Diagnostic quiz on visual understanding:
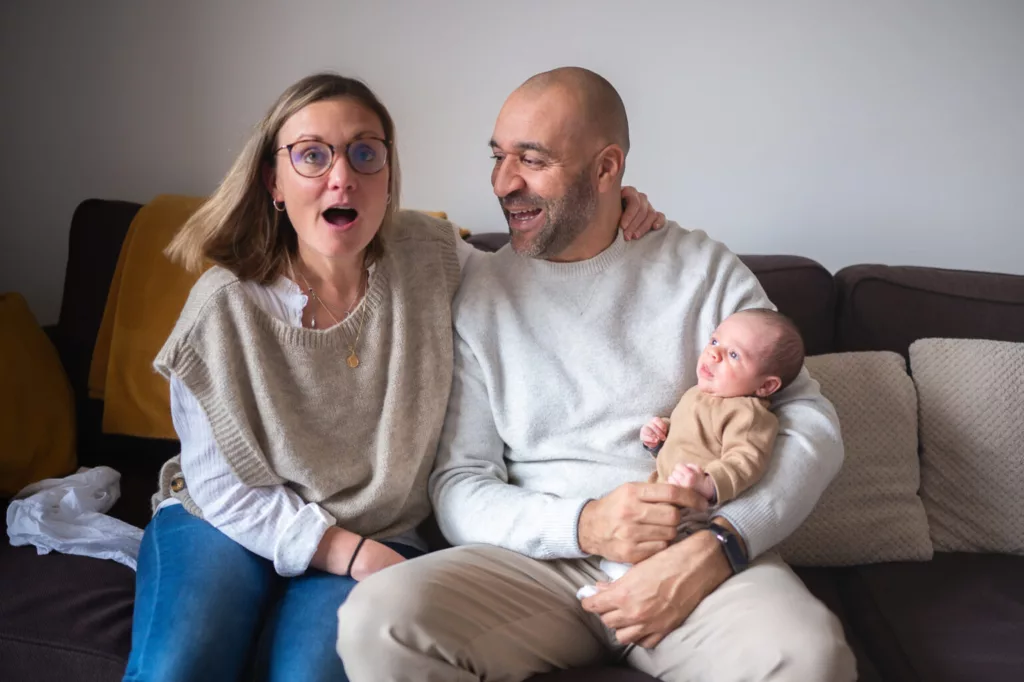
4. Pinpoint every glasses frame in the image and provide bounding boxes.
[274,137,391,178]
